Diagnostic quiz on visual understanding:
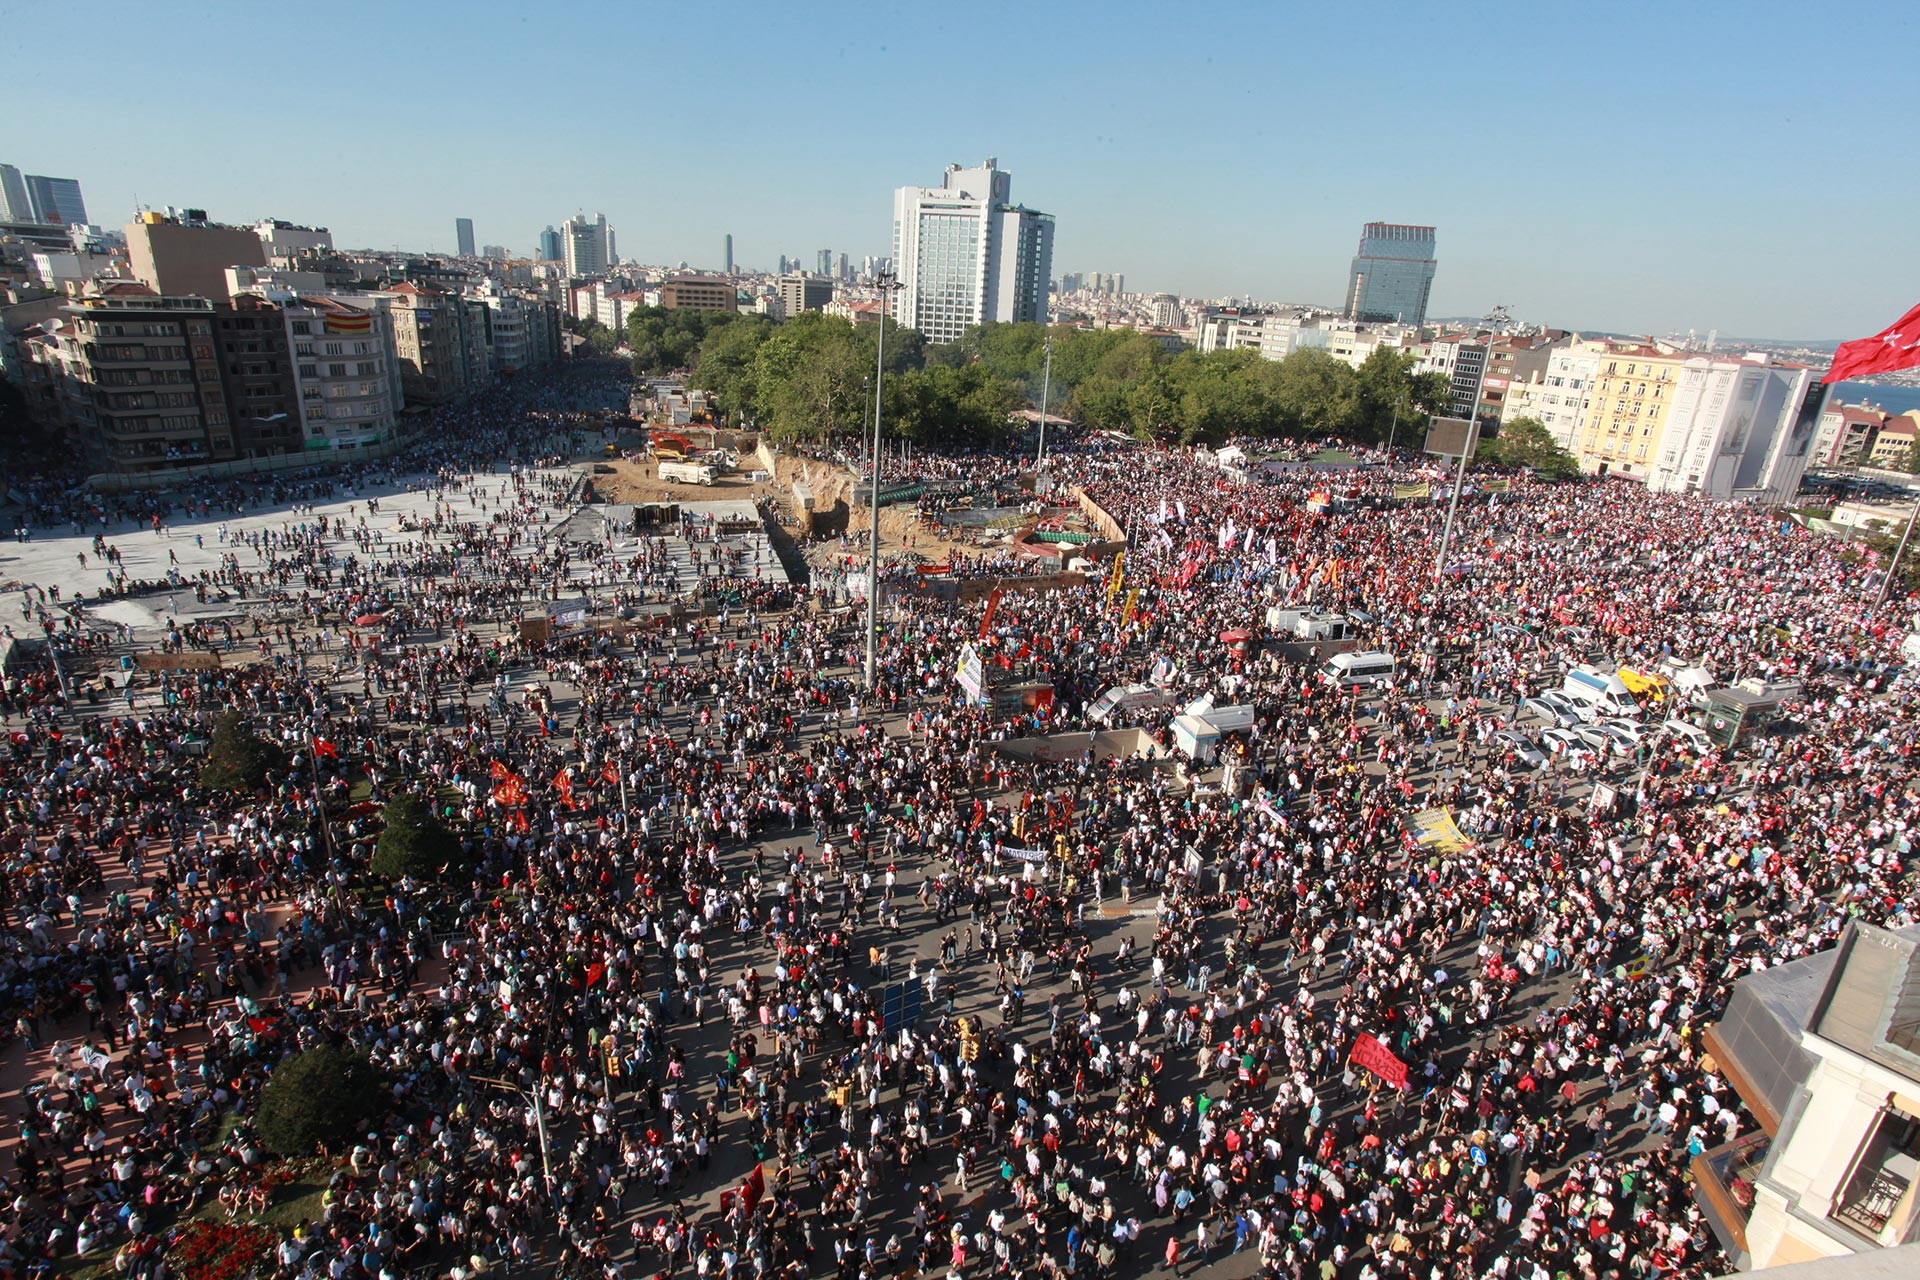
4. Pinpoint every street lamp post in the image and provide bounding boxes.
[471,1073,554,1199]
[1873,500,1918,613]
[865,272,902,692]
[1035,335,1054,471]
